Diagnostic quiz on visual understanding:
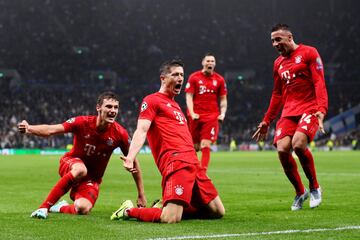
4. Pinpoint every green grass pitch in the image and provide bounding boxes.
[1,151,359,239]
